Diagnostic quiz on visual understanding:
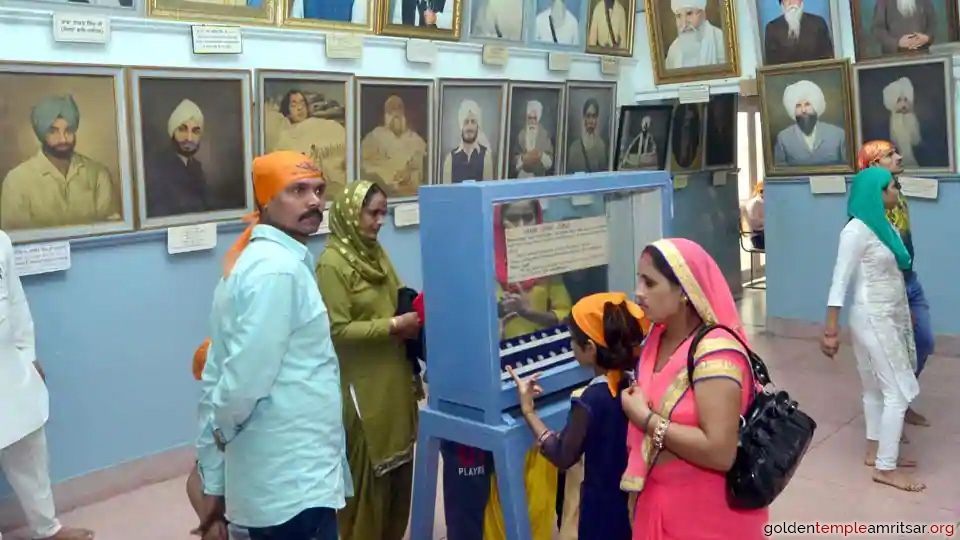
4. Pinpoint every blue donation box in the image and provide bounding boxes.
[412,171,673,540]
